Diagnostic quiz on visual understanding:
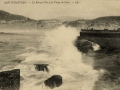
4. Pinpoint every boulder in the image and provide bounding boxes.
[0,69,20,90]
[75,39,93,53]
[34,64,49,72]
[44,75,62,89]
